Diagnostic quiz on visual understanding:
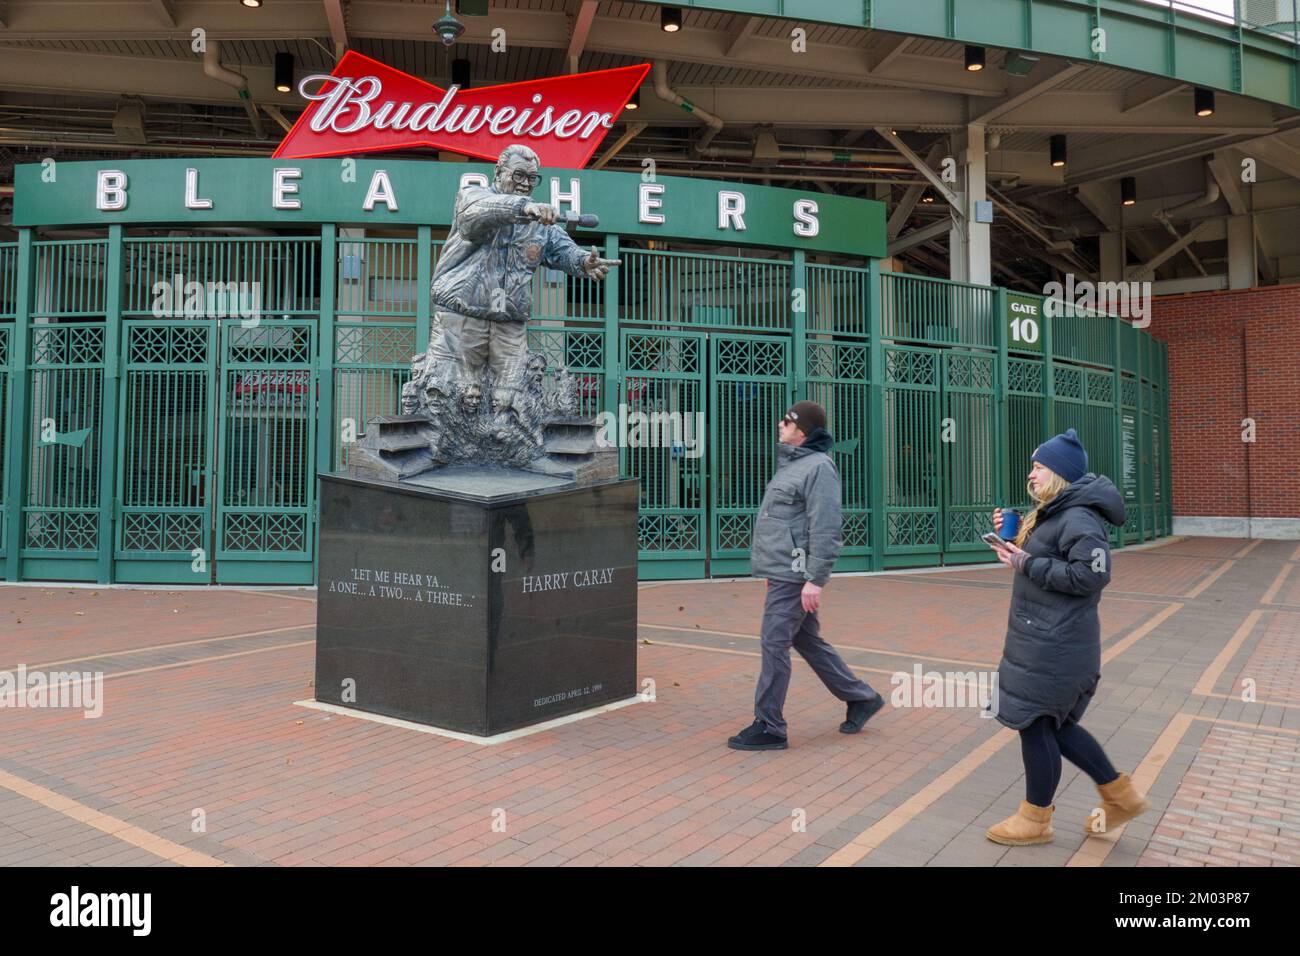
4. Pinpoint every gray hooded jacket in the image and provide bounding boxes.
[431,184,590,322]
[749,428,842,587]
[993,473,1127,730]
